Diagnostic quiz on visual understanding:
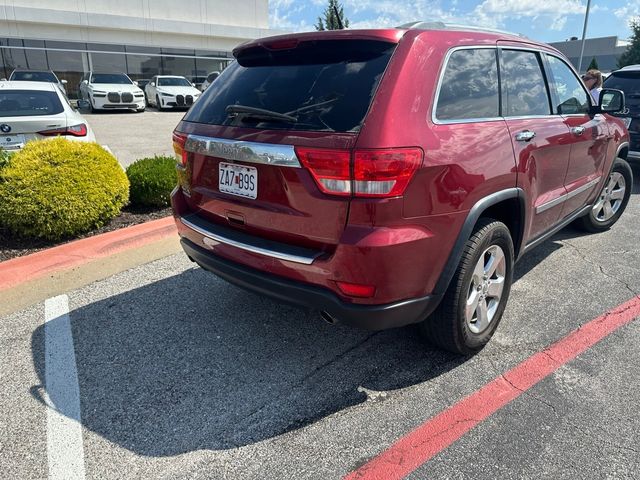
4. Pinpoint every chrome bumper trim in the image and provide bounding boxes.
[184,134,301,167]
[180,216,318,265]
